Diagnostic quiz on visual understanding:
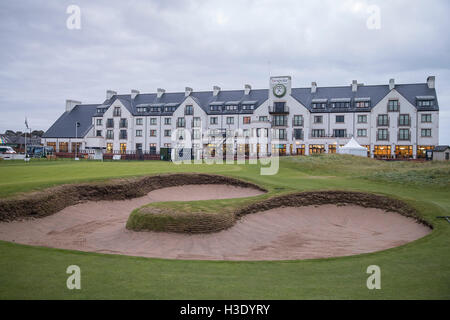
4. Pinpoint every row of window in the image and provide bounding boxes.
[96,114,433,128]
